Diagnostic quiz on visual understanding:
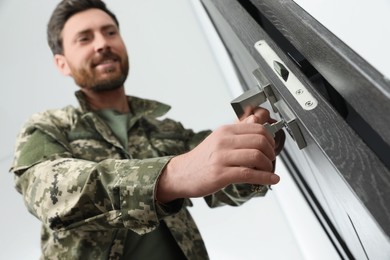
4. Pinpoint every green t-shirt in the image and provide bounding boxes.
[96,109,130,149]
